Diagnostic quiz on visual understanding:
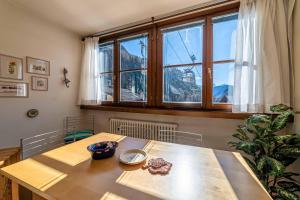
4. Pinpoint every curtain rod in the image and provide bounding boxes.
[82,0,239,41]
